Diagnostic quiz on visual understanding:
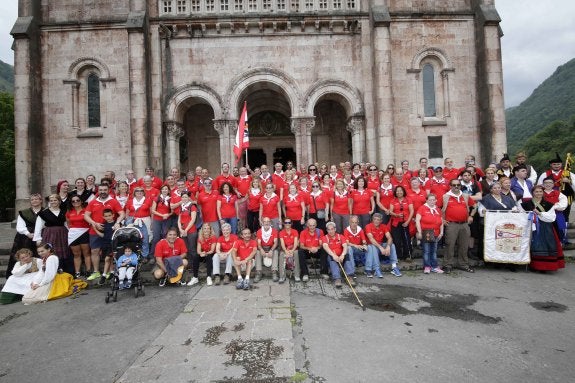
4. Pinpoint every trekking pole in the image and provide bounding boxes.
[337,260,366,311]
